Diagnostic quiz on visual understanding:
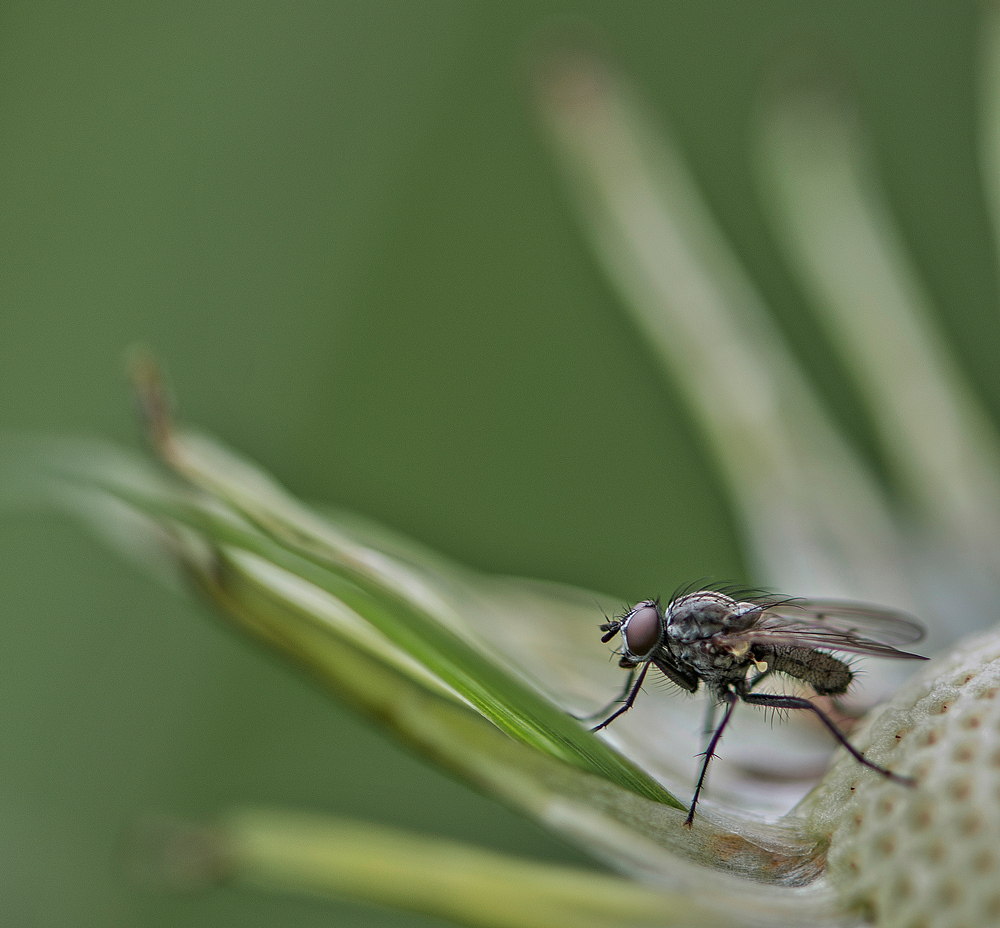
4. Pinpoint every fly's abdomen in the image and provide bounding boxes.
[769,648,853,696]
